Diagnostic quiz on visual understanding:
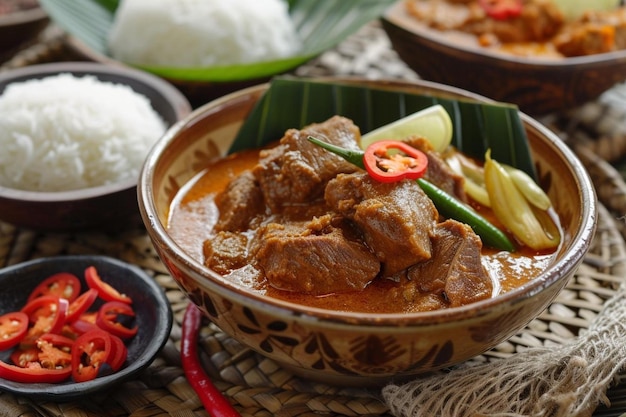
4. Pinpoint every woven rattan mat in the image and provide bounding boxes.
[2,21,626,417]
